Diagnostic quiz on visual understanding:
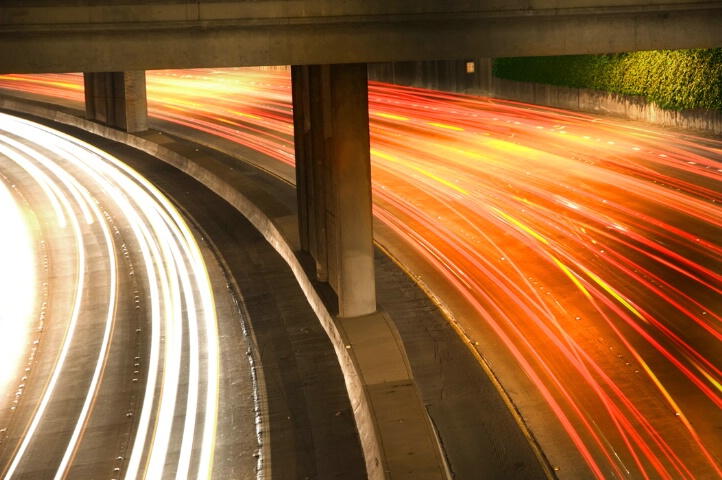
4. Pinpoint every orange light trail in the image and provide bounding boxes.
[2,69,721,478]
